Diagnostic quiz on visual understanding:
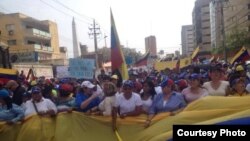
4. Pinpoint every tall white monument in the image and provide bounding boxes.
[72,17,80,58]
